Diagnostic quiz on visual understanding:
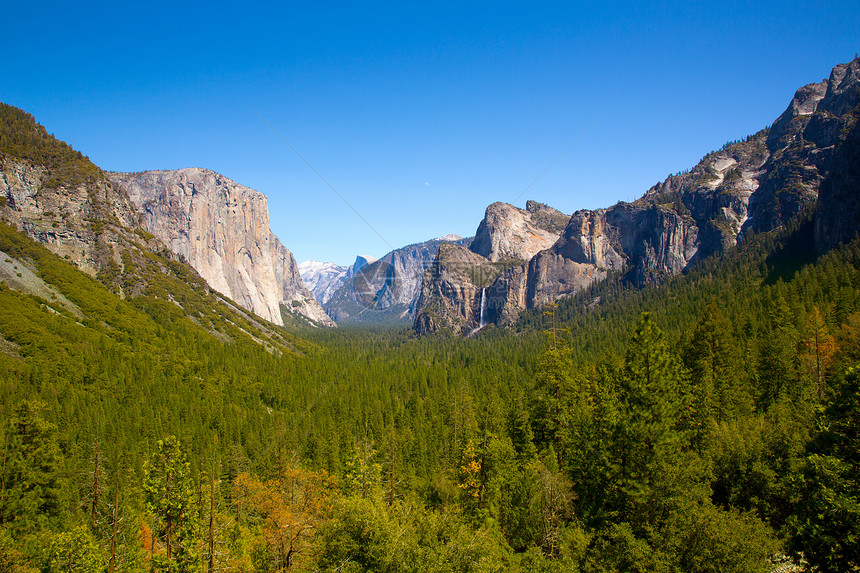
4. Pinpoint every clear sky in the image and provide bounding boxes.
[2,1,857,265]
